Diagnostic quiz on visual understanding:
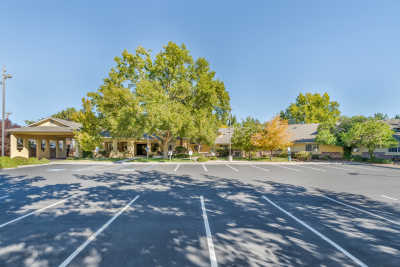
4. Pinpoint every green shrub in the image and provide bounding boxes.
[351,155,367,162]
[197,156,209,162]
[209,156,218,160]
[367,158,393,164]
[319,154,330,160]
[175,153,187,158]
[295,151,312,161]
[0,157,18,168]
[175,146,187,154]
[278,152,288,158]
[311,154,320,160]
[13,156,29,165]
